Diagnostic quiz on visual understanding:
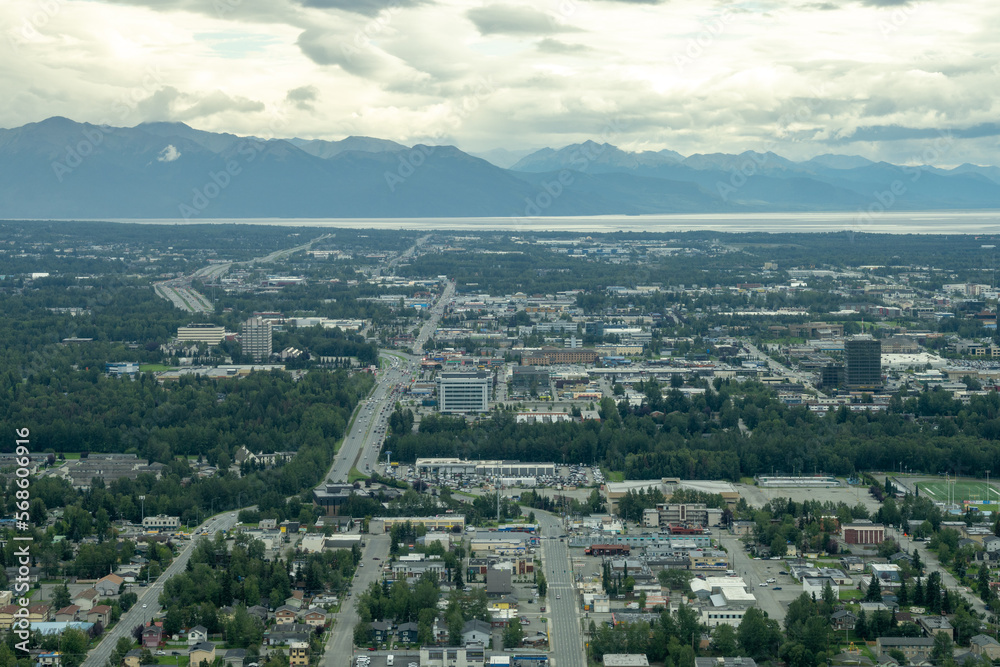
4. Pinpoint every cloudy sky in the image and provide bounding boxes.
[4,0,1000,165]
